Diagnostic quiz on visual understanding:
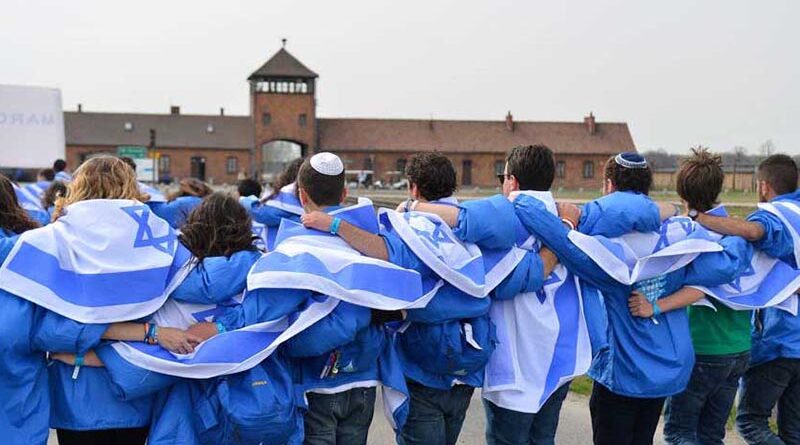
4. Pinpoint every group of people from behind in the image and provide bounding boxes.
[0,145,799,445]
